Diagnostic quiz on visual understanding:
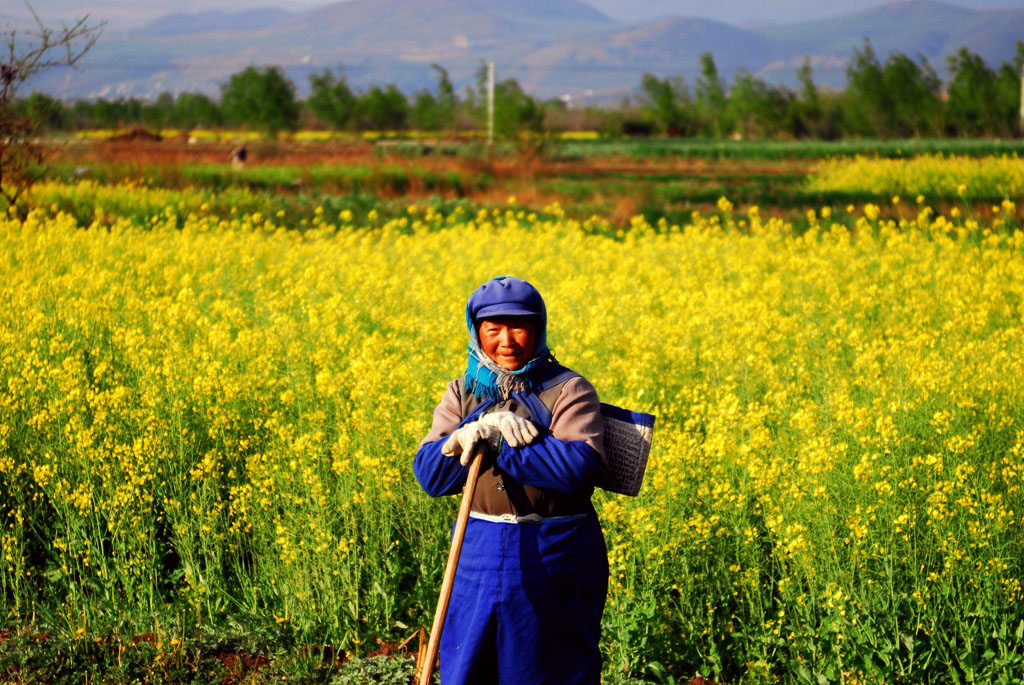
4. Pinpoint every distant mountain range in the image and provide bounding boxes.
[139,9,295,36]
[583,0,1022,24]
[22,0,1024,103]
